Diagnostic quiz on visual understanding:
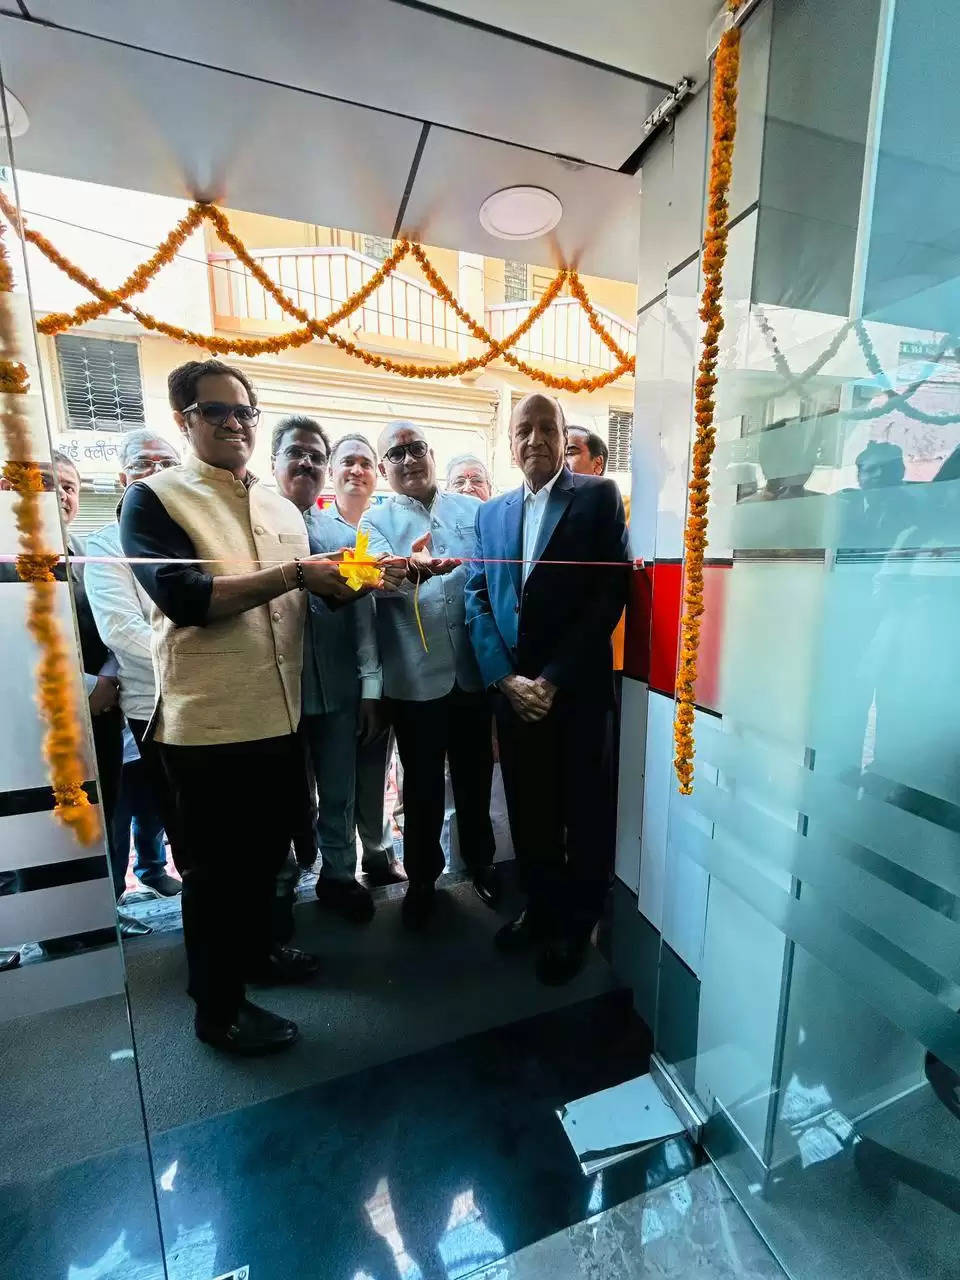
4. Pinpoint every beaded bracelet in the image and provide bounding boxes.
[294,557,306,591]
